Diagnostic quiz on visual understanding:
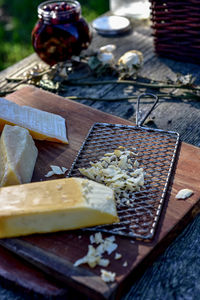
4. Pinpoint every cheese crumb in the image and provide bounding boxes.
[114,253,122,260]
[99,259,110,267]
[74,245,101,268]
[44,171,55,178]
[45,165,68,177]
[123,261,128,267]
[103,238,118,255]
[90,232,104,244]
[175,188,193,200]
[100,269,116,282]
